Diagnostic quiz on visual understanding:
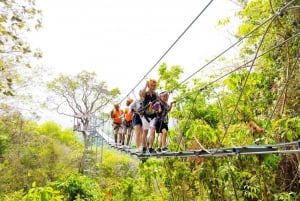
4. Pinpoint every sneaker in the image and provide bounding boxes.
[148,147,156,154]
[157,148,162,153]
[162,147,169,153]
[142,147,147,154]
